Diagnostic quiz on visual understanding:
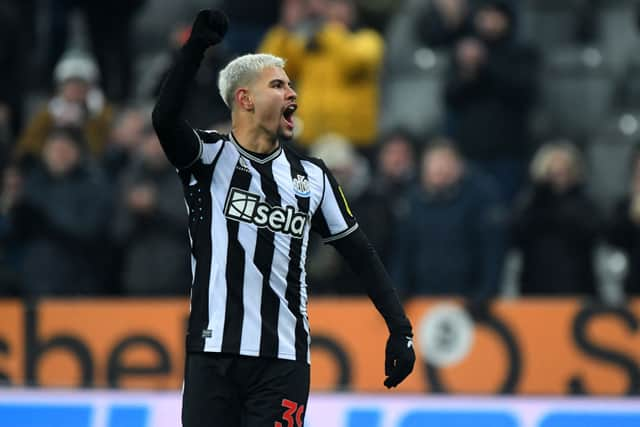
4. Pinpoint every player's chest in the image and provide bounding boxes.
[211,156,321,236]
